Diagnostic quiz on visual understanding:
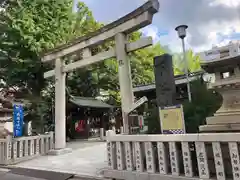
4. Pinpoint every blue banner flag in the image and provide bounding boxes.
[13,104,24,137]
